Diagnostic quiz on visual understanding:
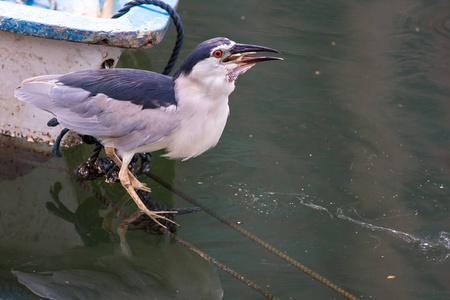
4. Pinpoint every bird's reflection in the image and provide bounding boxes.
[12,239,223,300]
[16,176,217,299]
[46,180,200,247]
[46,182,110,247]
